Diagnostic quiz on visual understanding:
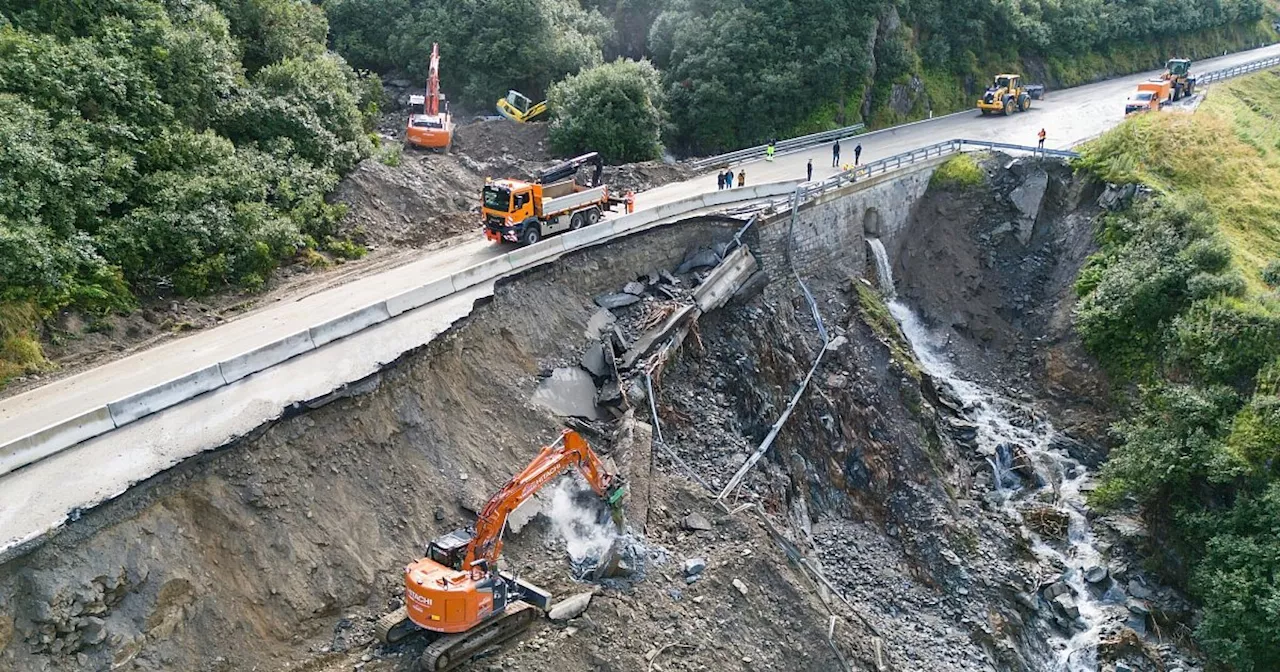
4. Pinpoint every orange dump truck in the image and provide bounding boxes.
[1125,79,1171,115]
